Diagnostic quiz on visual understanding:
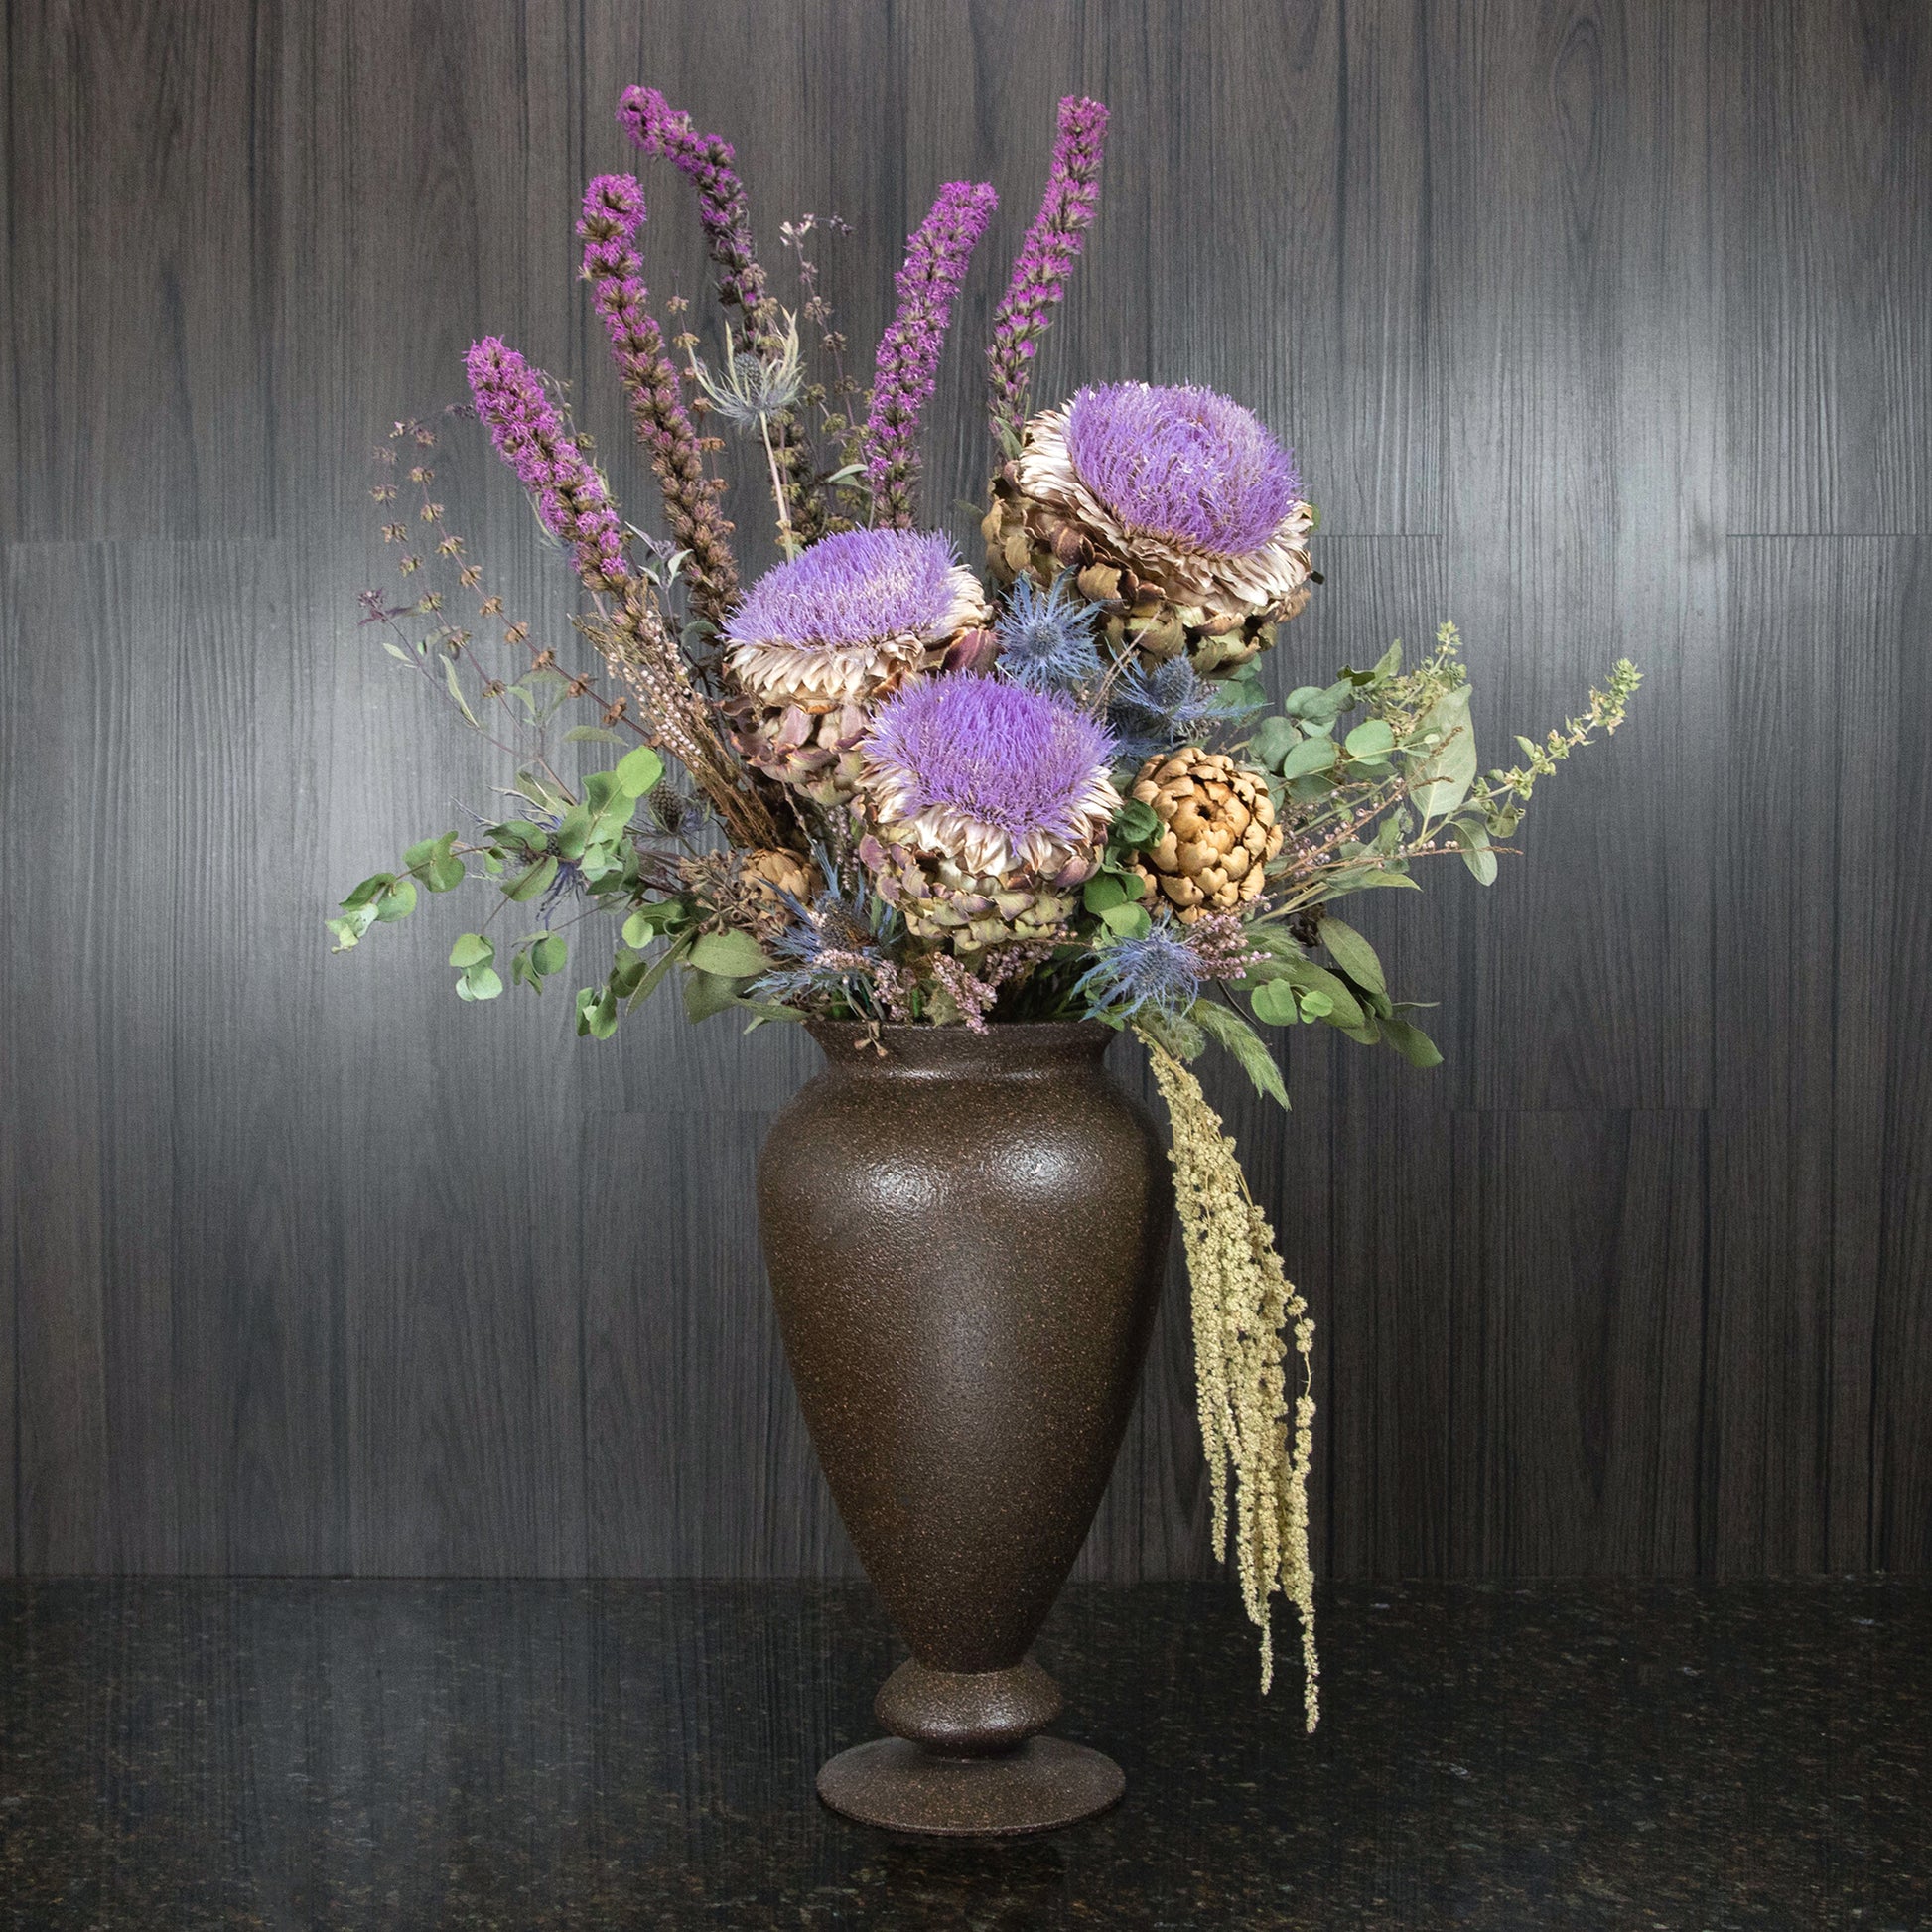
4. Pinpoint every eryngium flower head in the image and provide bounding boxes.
[722,529,993,805]
[1106,654,1260,761]
[994,570,1103,696]
[1063,382,1301,558]
[860,673,1119,883]
[1074,923,1203,1021]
